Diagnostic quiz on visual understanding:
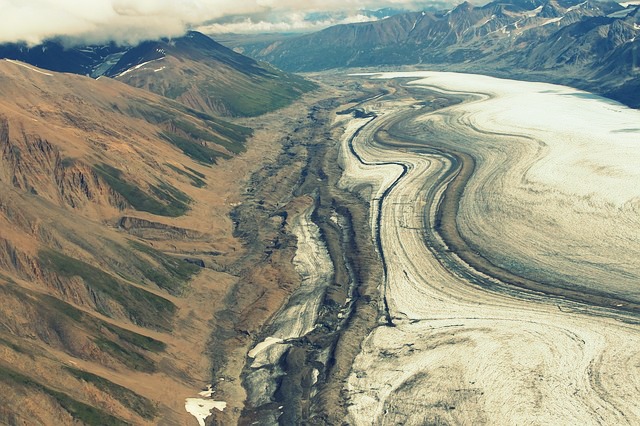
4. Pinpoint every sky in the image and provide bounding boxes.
[0,0,456,46]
